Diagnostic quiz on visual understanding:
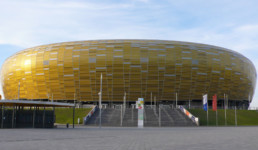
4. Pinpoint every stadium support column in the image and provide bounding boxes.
[53,106,55,124]
[1,104,4,128]
[14,105,17,128]
[43,106,46,128]
[12,105,15,128]
[33,106,36,128]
